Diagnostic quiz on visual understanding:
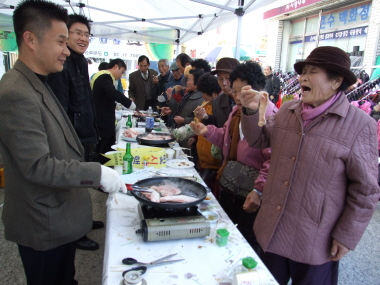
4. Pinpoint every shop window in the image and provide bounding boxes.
[290,20,304,36]
[305,17,319,34]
